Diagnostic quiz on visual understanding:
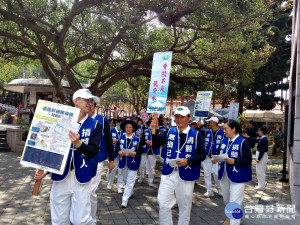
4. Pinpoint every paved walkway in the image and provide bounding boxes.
[0,150,298,225]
